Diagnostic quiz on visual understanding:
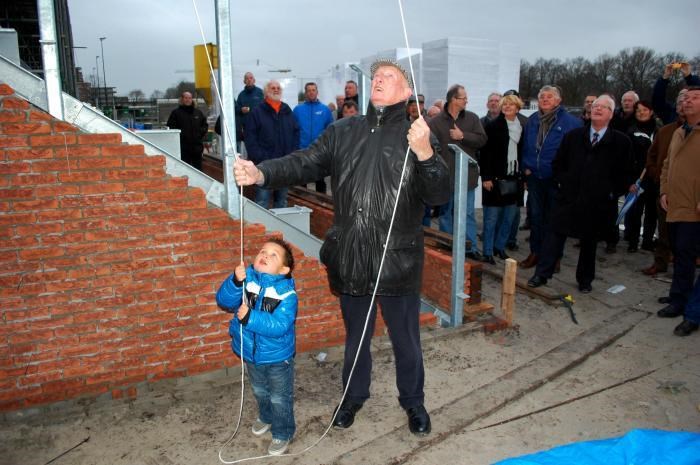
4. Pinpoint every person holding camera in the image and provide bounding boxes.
[652,62,700,124]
